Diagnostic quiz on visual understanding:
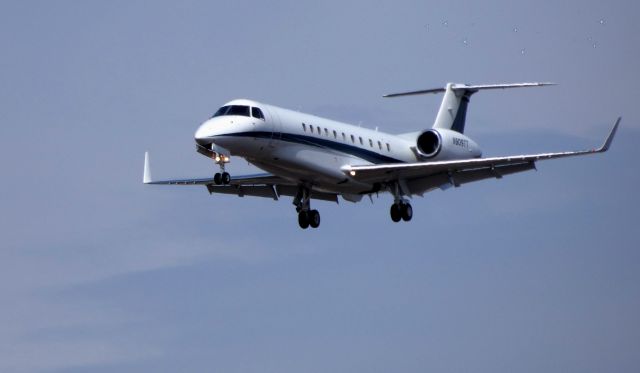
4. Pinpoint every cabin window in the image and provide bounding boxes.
[251,107,265,120]
[310,125,314,133]
[302,123,306,132]
[317,126,321,135]
[386,143,391,151]
[378,141,382,150]
[324,128,329,136]
[350,134,355,143]
[333,130,337,139]
[342,132,346,141]
[369,139,373,147]
[359,137,363,145]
